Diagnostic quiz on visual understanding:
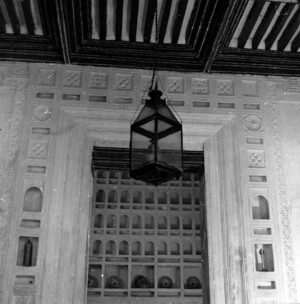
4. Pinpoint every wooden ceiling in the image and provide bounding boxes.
[0,0,299,76]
